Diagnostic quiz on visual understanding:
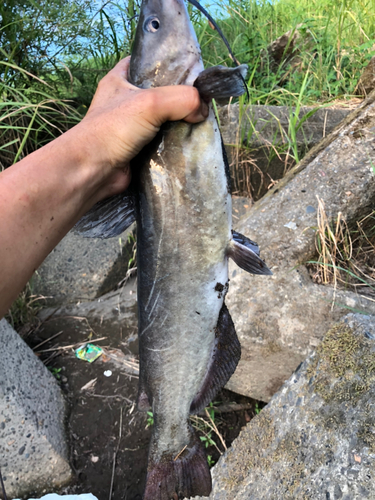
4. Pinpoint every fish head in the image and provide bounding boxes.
[129,0,204,88]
